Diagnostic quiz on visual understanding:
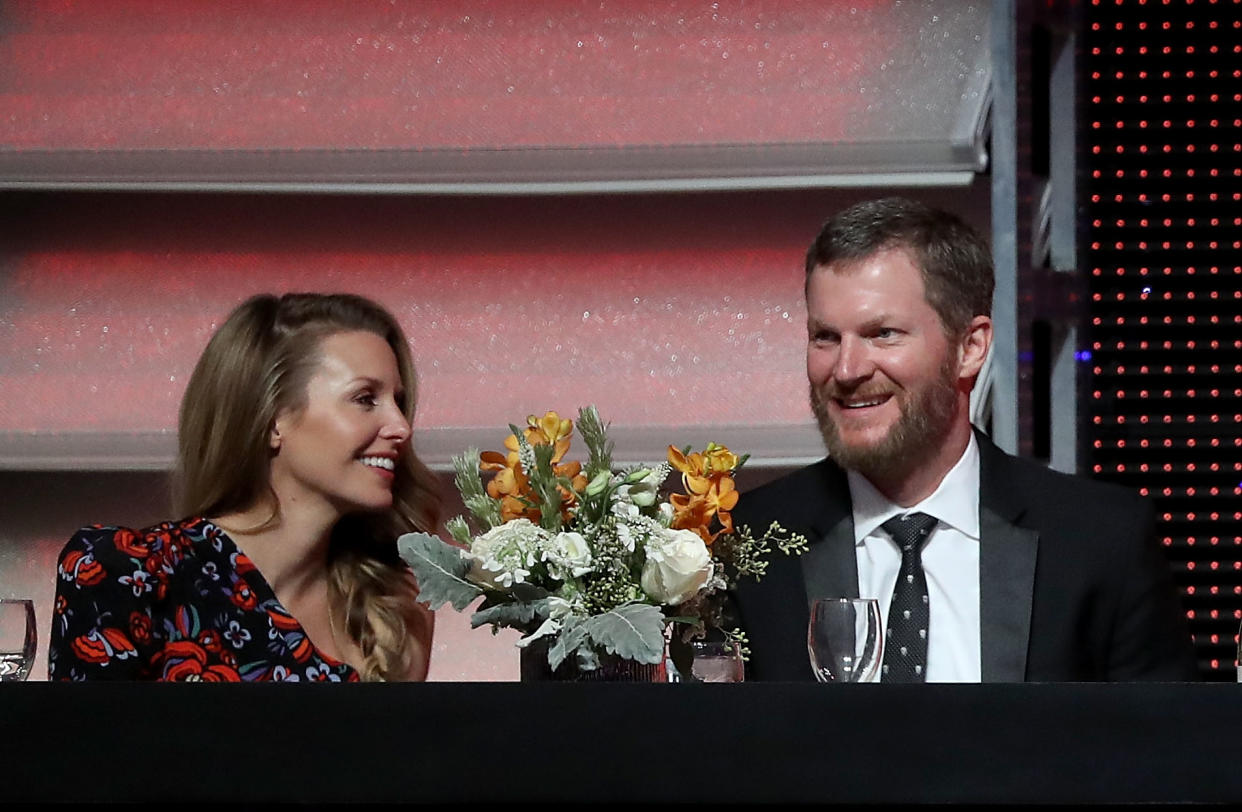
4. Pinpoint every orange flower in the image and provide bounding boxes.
[480,411,587,522]
[500,494,541,523]
[667,444,741,544]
